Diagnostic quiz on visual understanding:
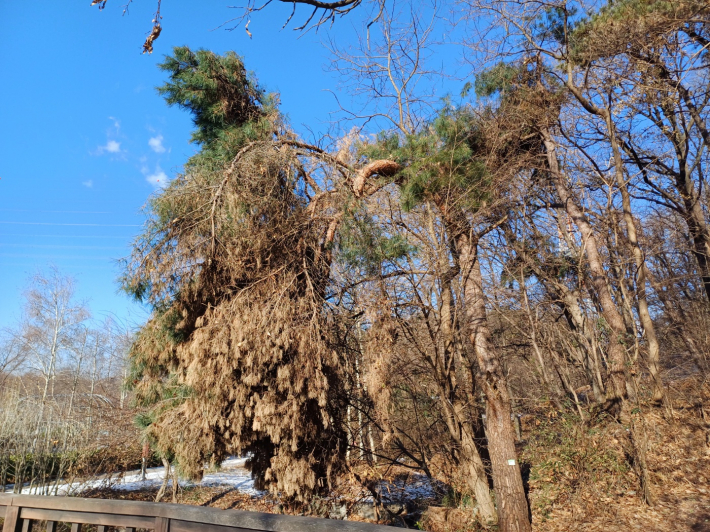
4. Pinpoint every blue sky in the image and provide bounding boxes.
[0,1,457,332]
